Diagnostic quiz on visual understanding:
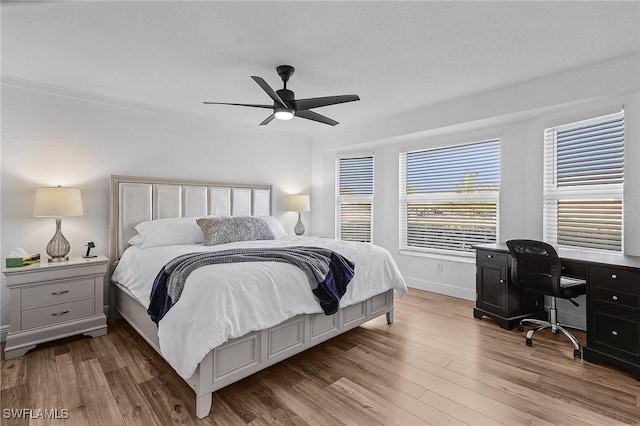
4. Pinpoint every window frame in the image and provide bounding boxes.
[335,153,374,243]
[399,139,501,258]
[543,110,624,253]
